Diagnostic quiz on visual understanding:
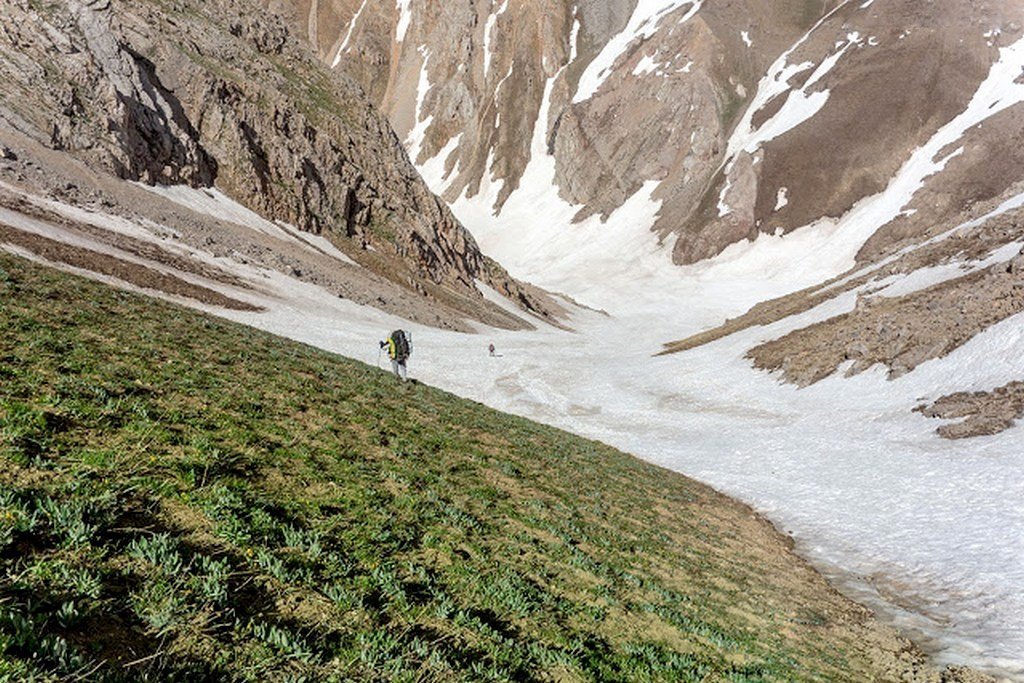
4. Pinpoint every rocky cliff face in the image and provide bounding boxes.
[297,0,1024,266]
[0,0,560,329]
